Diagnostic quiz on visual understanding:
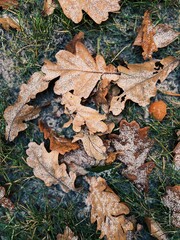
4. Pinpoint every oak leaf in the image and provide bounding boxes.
[57,0,120,24]
[57,226,78,240]
[41,41,118,99]
[86,177,134,240]
[39,120,79,155]
[0,0,18,9]
[62,92,108,133]
[0,186,14,210]
[0,17,20,31]
[43,0,57,16]
[4,72,49,141]
[133,11,179,59]
[110,120,154,191]
[162,185,180,228]
[26,142,76,192]
[145,217,167,240]
[73,132,107,161]
[61,147,100,171]
[173,130,180,170]
[110,56,179,115]
[65,31,84,54]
